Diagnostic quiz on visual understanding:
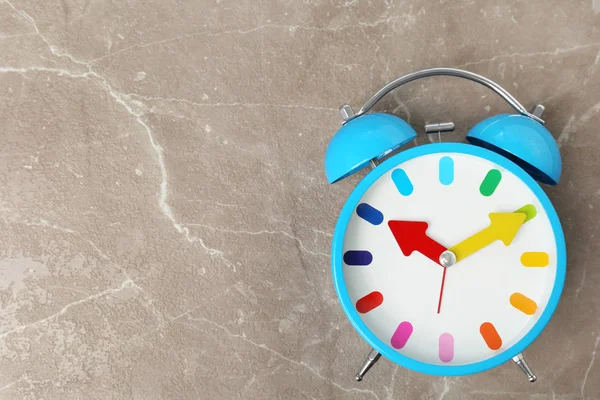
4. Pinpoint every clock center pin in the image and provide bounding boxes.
[439,250,457,268]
